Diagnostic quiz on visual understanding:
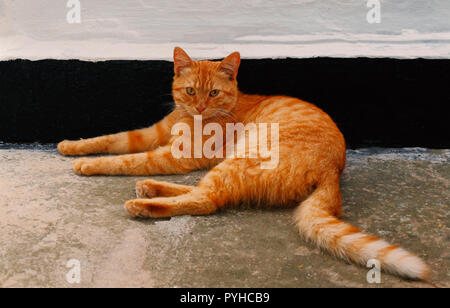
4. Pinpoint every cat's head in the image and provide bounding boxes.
[172,47,240,120]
